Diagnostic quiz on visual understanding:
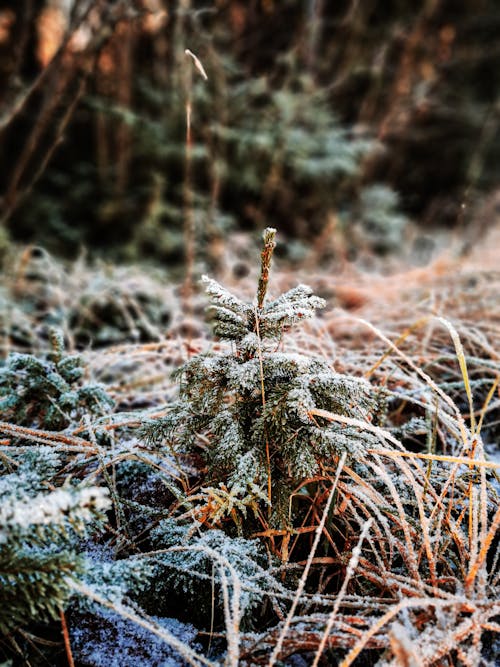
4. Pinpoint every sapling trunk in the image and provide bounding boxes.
[256,227,277,310]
